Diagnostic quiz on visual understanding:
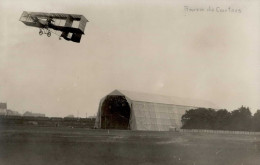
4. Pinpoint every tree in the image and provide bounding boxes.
[229,106,252,131]
[181,108,216,129]
[252,110,260,131]
[181,106,254,131]
[214,109,231,130]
